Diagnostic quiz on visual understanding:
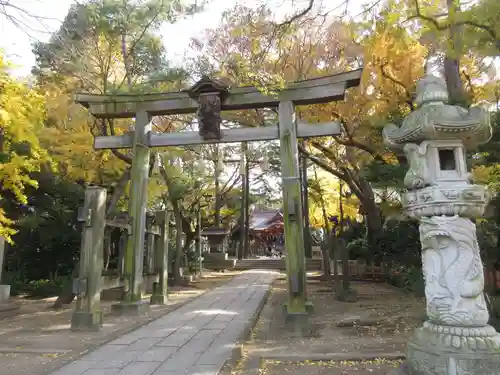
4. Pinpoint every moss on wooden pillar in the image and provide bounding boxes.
[278,101,309,314]
[151,210,169,305]
[71,187,106,331]
[123,110,151,303]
